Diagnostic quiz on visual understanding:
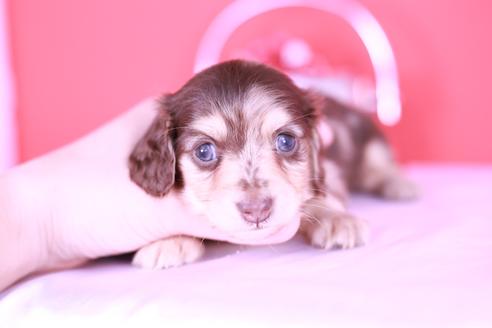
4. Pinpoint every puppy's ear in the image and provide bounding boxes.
[304,90,333,198]
[129,101,175,197]
[308,125,326,198]
[303,89,335,147]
